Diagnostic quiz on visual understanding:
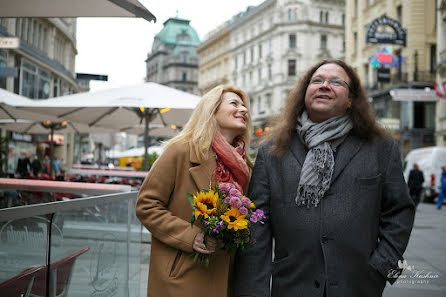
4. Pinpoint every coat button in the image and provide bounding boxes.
[314,280,320,288]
